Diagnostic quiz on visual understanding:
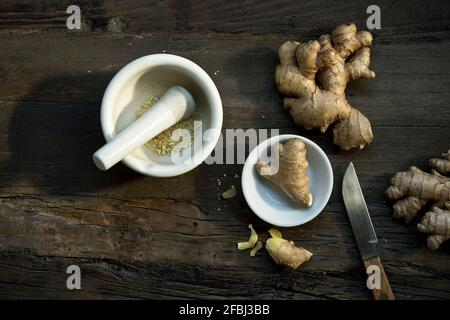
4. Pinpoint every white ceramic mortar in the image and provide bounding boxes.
[99,54,223,177]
